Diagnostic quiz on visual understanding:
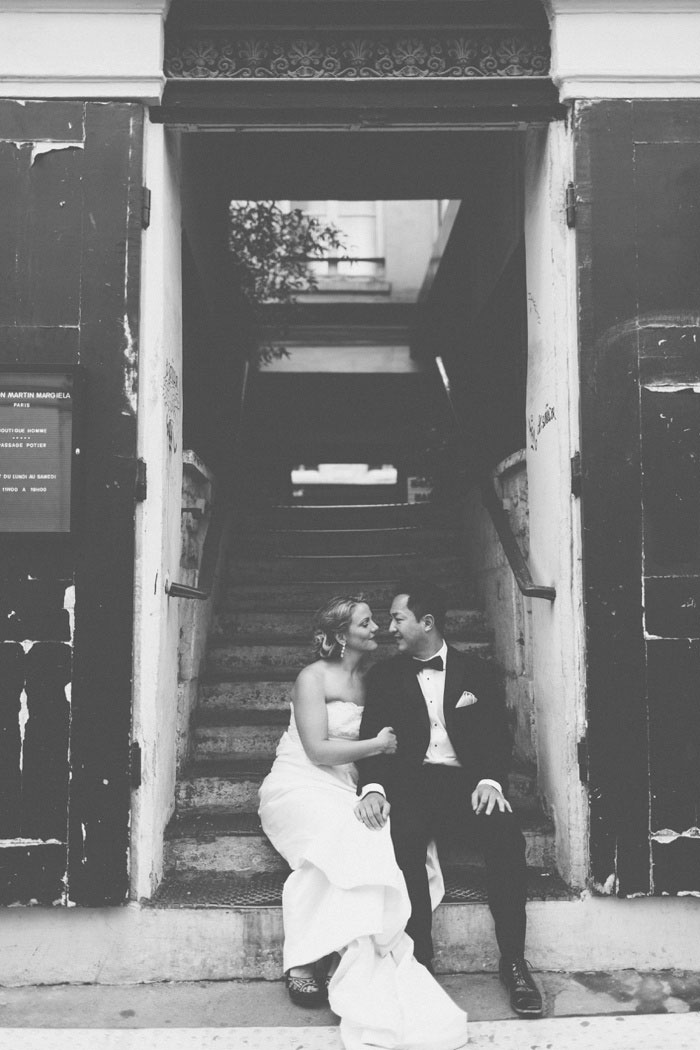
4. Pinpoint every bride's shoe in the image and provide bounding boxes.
[285,965,327,1007]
